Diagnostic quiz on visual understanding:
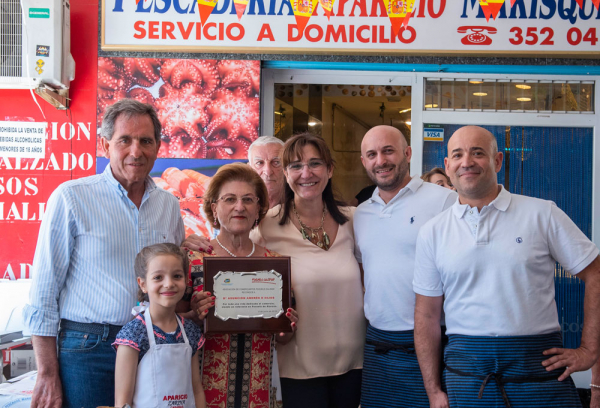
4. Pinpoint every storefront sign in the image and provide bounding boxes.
[102,0,600,56]
[0,122,47,159]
